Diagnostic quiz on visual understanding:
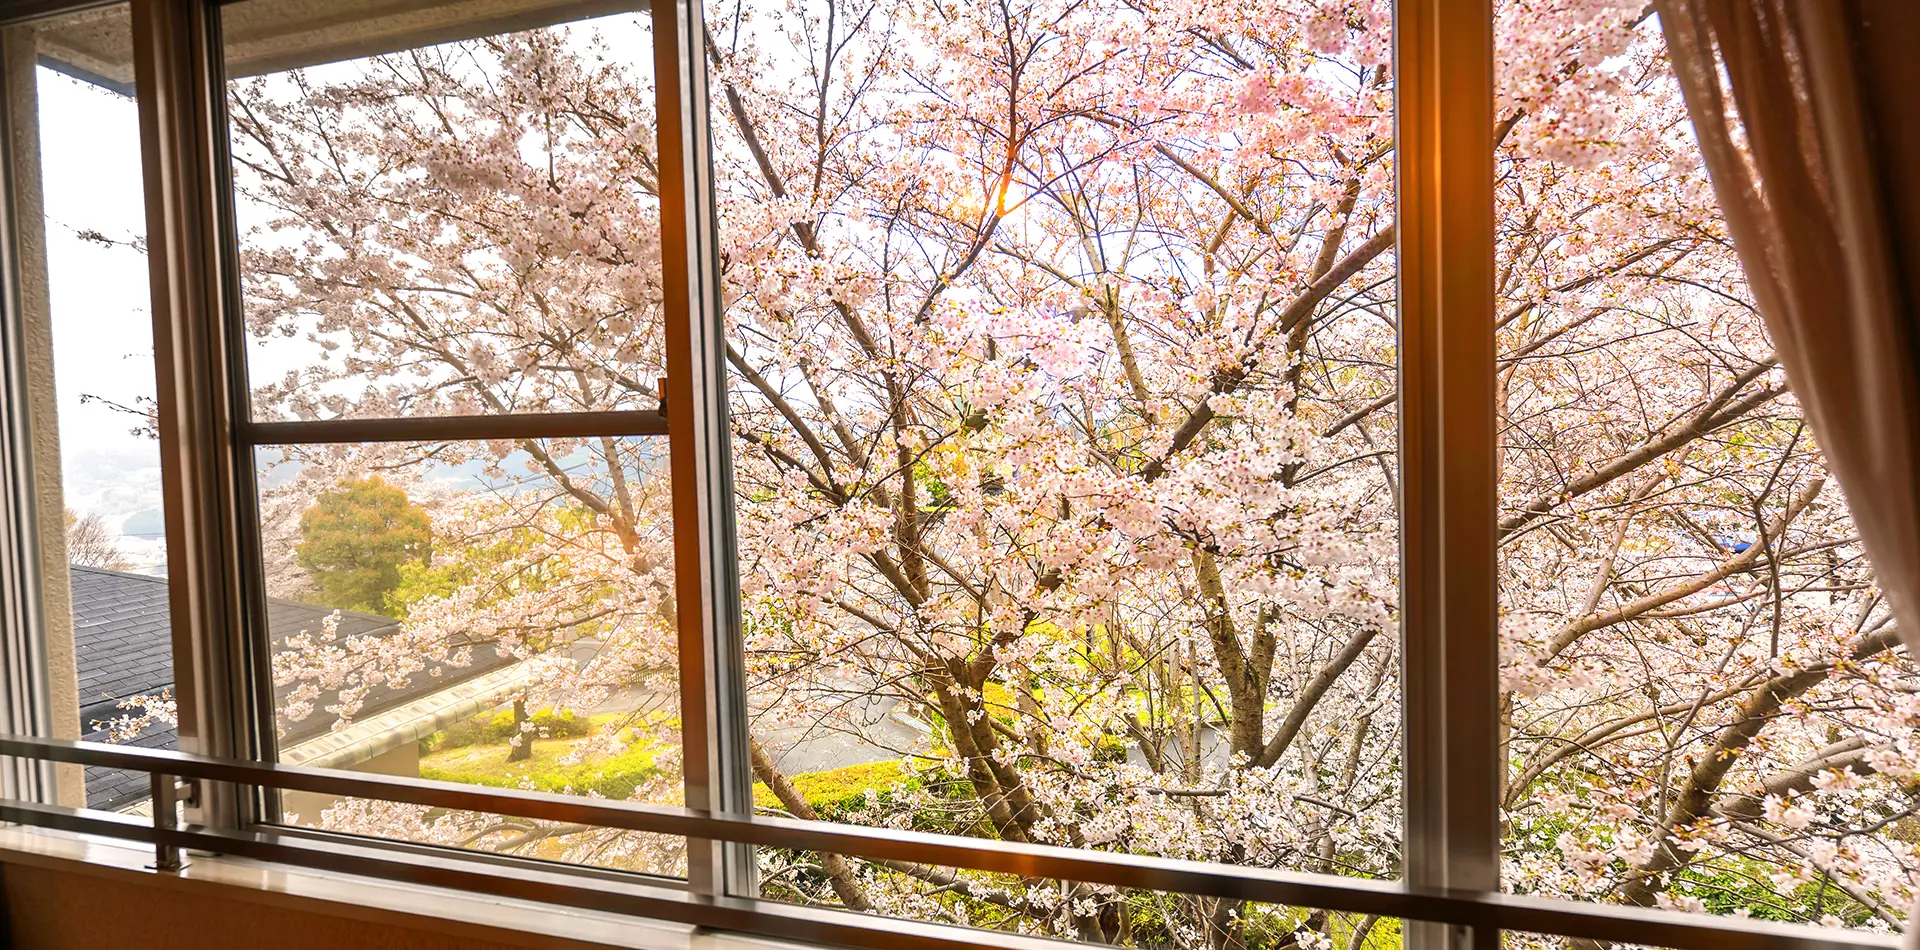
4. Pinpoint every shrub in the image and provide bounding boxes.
[423,706,593,753]
[420,734,662,800]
